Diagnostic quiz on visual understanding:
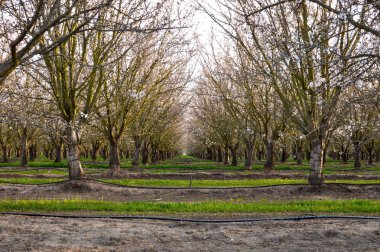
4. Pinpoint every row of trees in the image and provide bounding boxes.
[0,0,191,179]
[188,0,380,185]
